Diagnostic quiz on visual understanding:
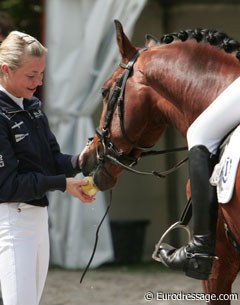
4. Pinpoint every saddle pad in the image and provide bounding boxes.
[210,125,240,204]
